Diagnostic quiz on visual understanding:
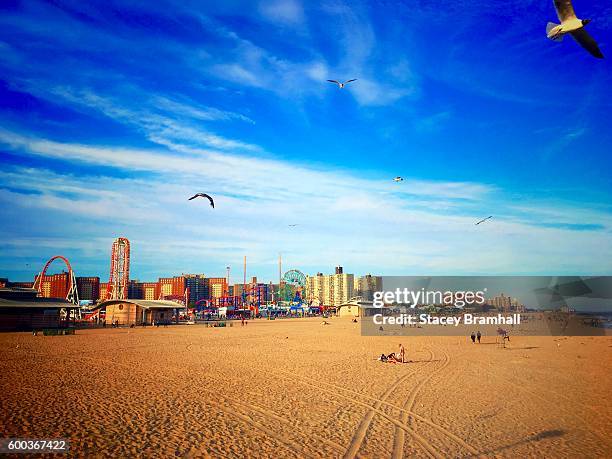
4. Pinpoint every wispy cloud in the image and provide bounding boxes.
[1,128,610,278]
[258,0,305,25]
